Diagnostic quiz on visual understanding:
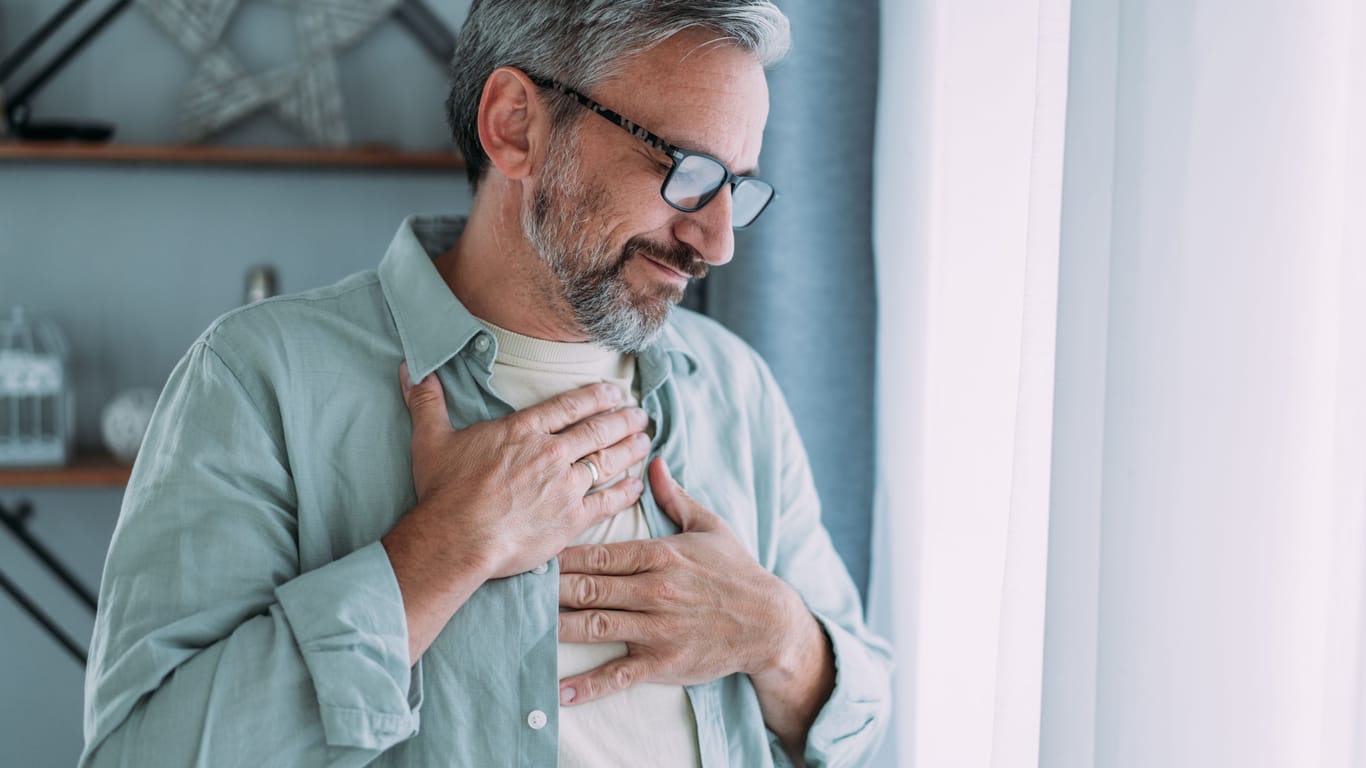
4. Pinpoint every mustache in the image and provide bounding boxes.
[623,237,708,280]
